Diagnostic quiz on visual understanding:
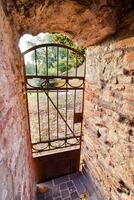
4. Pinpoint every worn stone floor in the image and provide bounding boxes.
[36,172,99,200]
